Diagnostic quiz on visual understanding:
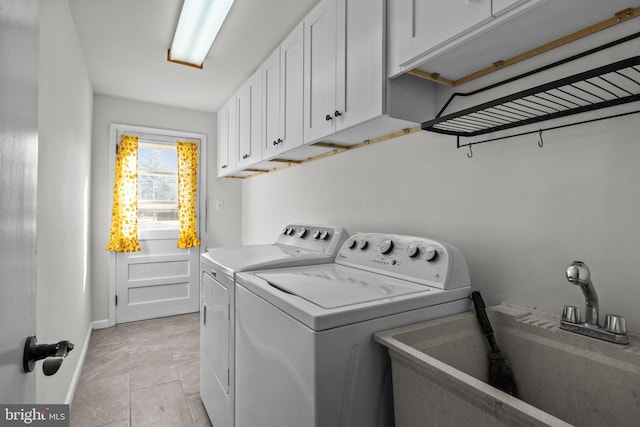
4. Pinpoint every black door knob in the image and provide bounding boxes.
[325,114,333,121]
[334,110,342,117]
[23,336,74,376]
